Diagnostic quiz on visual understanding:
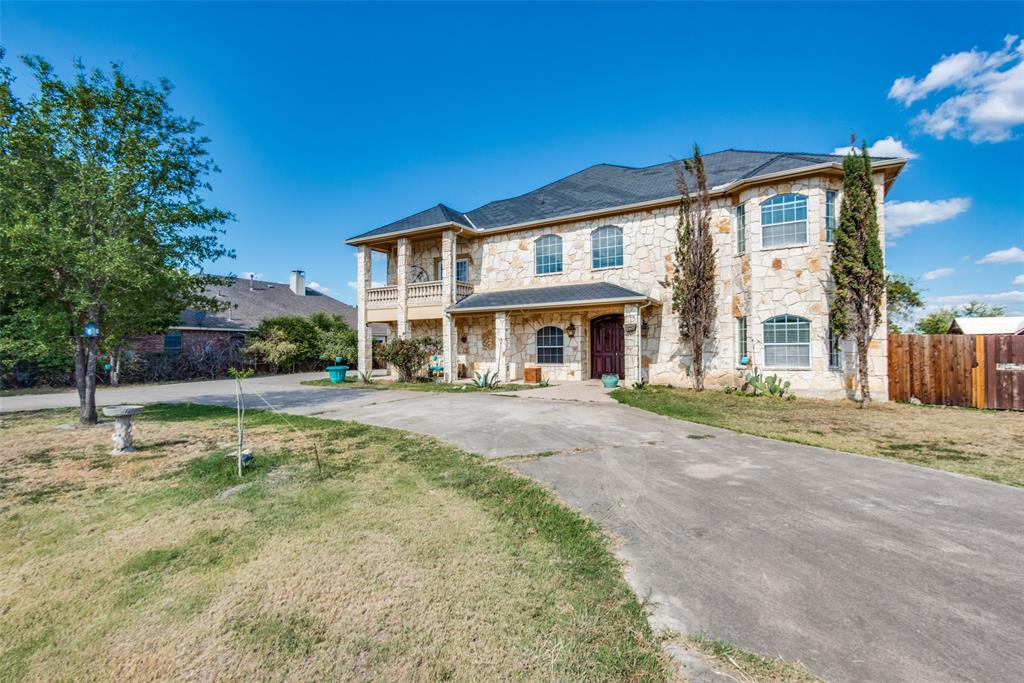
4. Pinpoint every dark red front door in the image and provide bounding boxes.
[591,315,625,379]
